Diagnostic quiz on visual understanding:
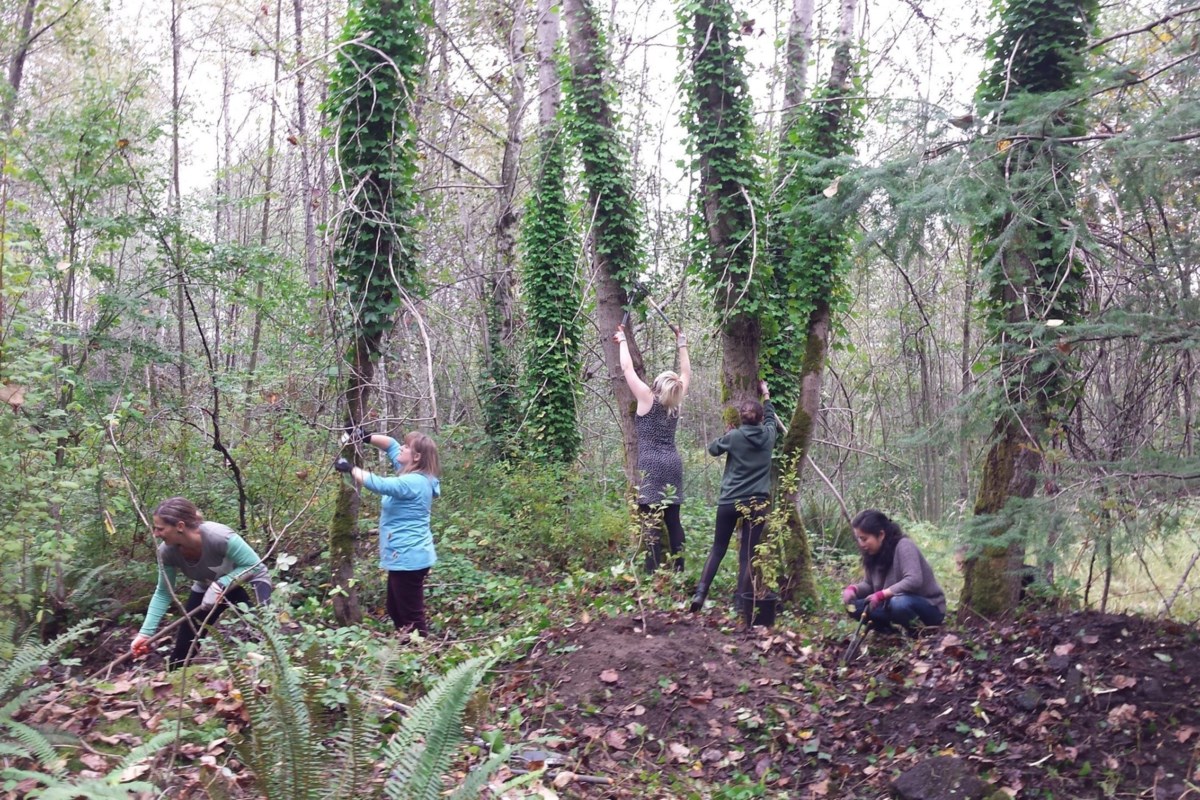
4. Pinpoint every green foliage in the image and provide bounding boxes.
[761,70,867,416]
[520,125,583,463]
[677,0,766,326]
[218,612,519,800]
[561,0,645,291]
[971,0,1098,411]
[436,432,626,575]
[324,0,430,344]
